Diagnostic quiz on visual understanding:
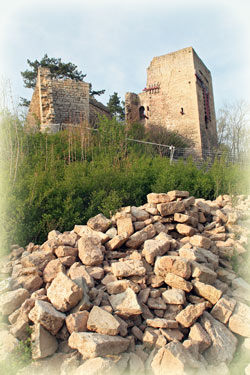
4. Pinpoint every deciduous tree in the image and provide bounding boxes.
[217,100,250,161]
